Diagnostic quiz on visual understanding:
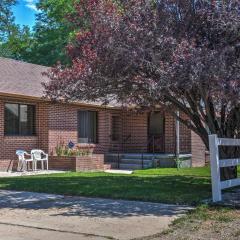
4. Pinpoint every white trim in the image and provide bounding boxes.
[209,134,222,202]
[218,138,240,146]
[221,178,240,190]
[219,158,240,167]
